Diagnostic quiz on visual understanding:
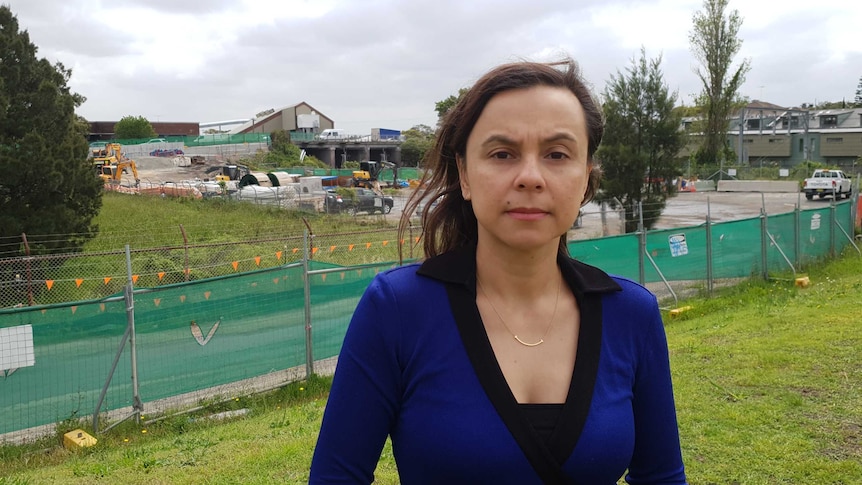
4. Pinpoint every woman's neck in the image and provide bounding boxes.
[475,241,560,300]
